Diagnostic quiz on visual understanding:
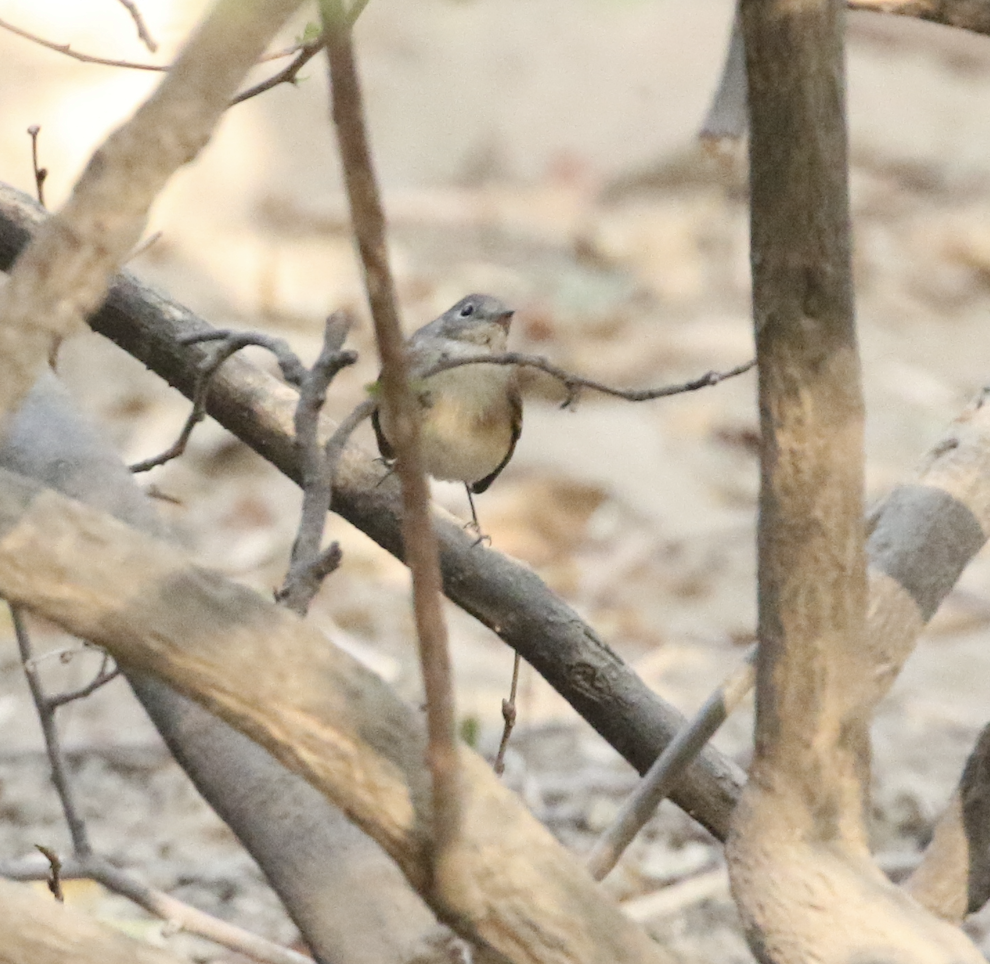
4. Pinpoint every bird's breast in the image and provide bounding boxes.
[414,365,517,484]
